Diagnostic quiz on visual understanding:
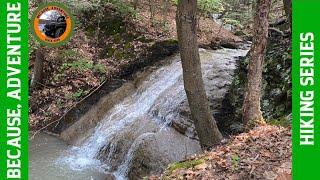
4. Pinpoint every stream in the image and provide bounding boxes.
[30,47,249,180]
[29,133,106,180]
